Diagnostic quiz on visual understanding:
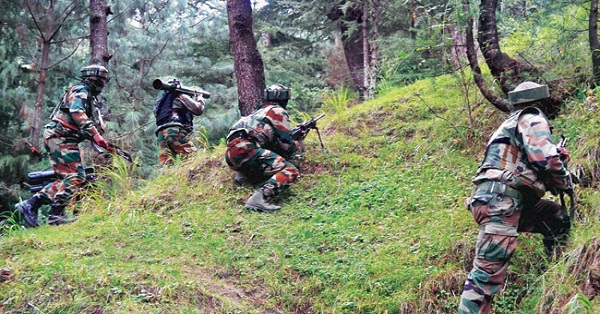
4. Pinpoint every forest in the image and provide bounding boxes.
[0,0,599,313]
